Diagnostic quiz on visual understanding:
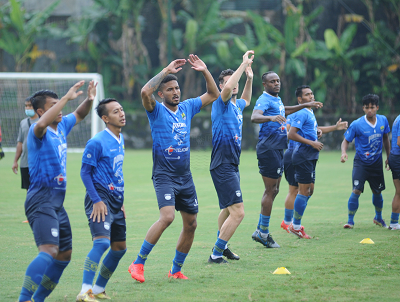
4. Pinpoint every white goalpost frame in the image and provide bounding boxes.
[0,72,105,152]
